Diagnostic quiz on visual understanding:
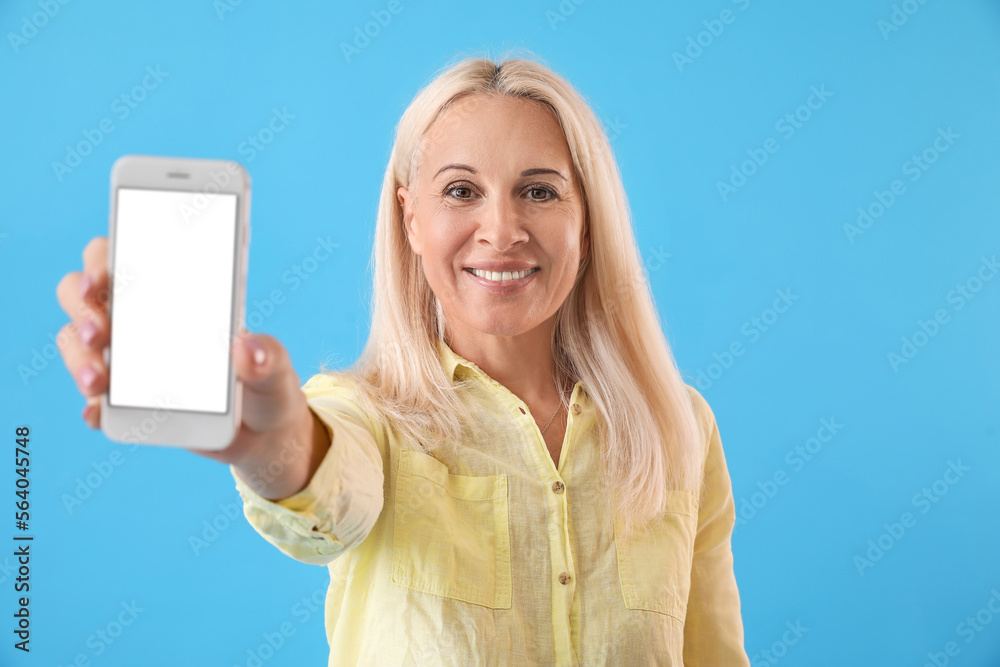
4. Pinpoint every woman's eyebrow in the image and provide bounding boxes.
[433,163,568,181]
[521,167,567,181]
